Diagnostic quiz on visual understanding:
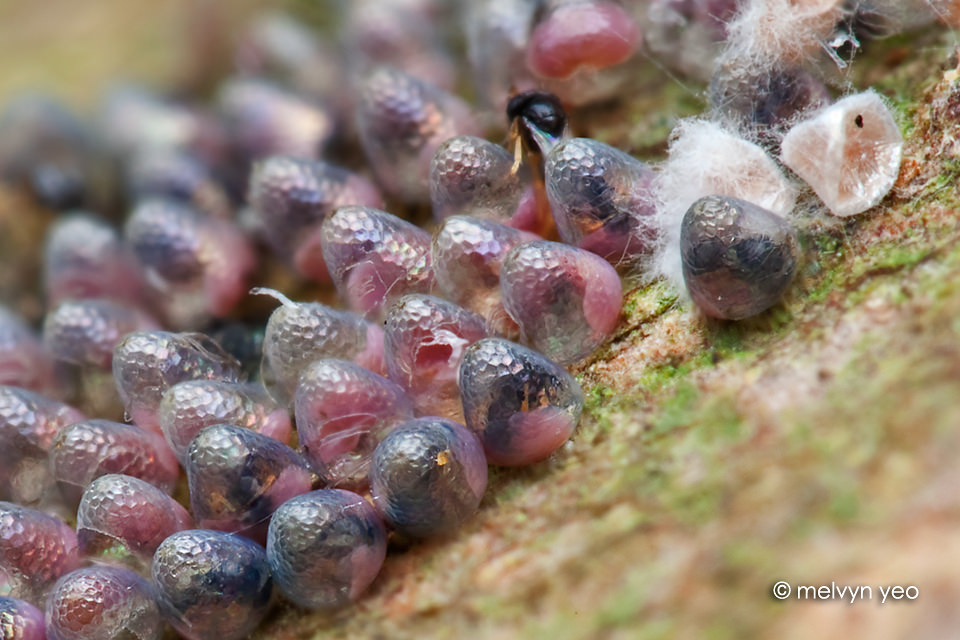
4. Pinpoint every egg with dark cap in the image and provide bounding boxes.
[680,194,800,320]
[151,529,273,640]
